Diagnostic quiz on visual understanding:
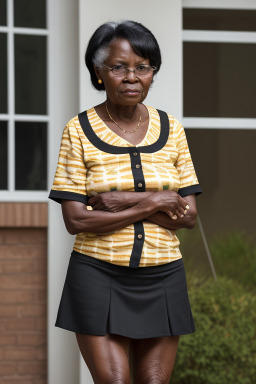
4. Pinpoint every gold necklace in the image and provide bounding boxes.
[105,101,141,134]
